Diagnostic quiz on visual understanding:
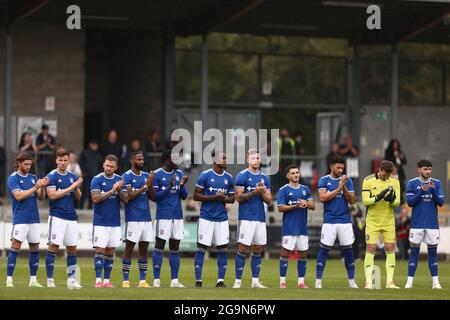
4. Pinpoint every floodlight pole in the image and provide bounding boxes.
[390,45,398,140]
[200,35,209,172]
